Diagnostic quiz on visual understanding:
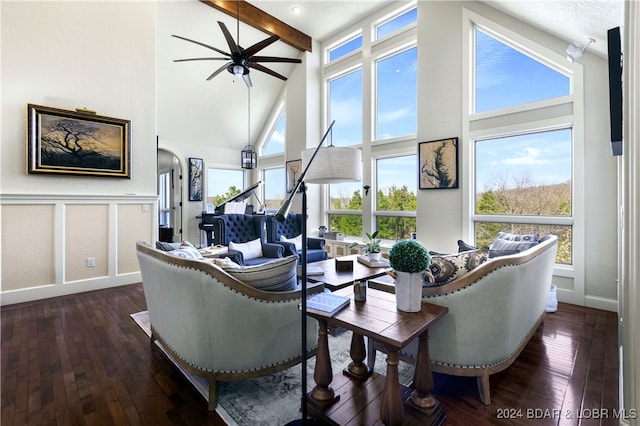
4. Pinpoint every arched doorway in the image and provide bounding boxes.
[157,148,184,242]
